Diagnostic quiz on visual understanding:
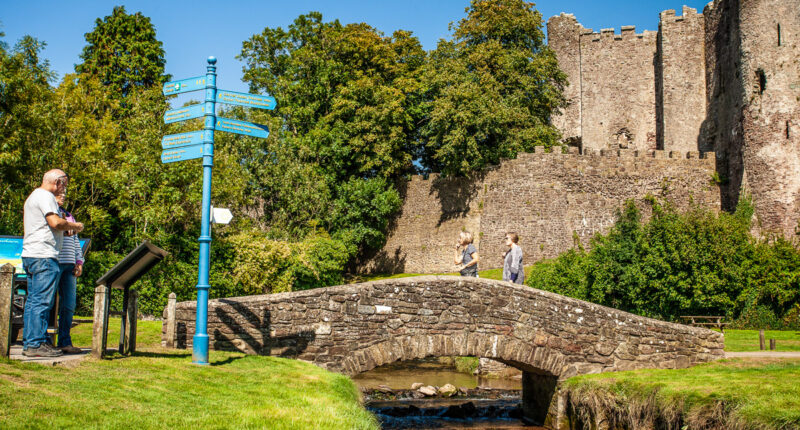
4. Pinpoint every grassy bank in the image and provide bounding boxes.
[723,329,800,352]
[561,358,800,429]
[0,321,378,430]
